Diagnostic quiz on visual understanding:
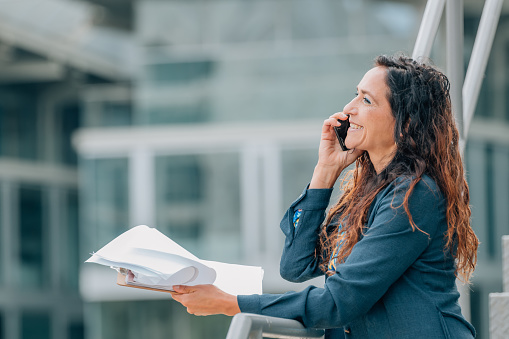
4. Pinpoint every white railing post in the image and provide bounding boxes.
[489,236,509,338]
